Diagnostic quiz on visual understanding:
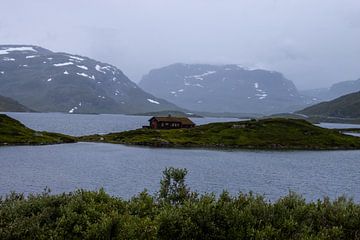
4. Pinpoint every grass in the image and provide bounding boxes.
[80,118,360,150]
[0,114,75,146]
